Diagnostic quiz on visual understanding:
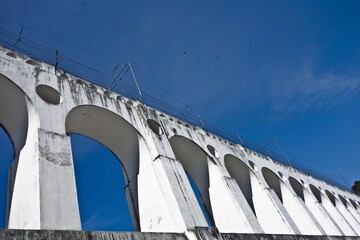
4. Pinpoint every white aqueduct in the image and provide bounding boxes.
[0,45,359,237]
